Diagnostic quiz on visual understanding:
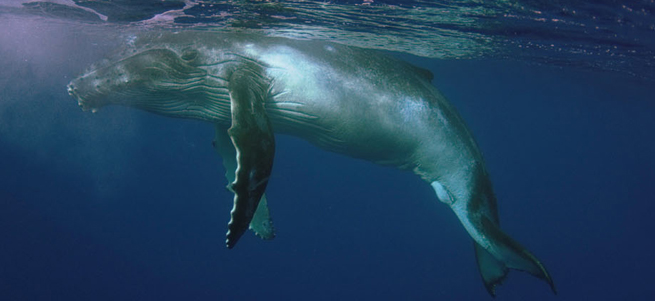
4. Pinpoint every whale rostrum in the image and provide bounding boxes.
[67,31,555,296]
